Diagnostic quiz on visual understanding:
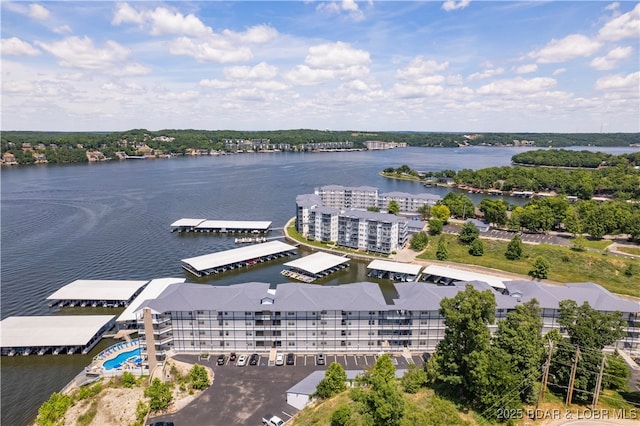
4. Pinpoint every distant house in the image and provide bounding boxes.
[466,218,490,233]
[86,151,107,162]
[32,152,48,164]
[1,152,18,166]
